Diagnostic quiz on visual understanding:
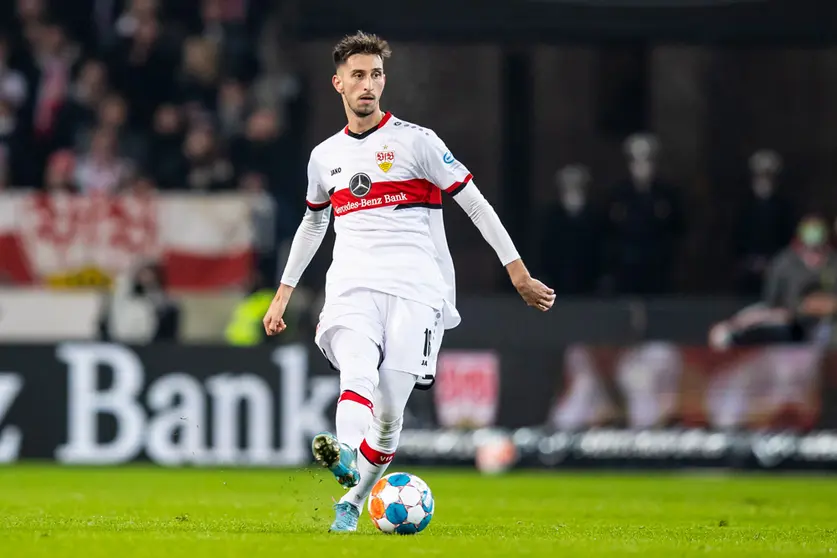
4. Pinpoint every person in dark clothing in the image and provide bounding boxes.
[606,133,684,295]
[538,164,604,295]
[145,103,187,188]
[710,215,837,348]
[734,149,795,295]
